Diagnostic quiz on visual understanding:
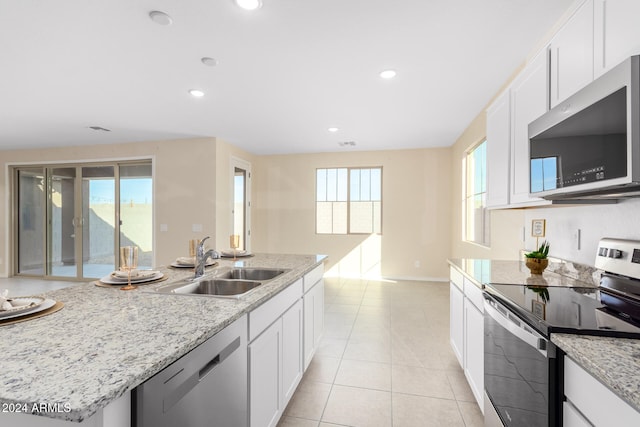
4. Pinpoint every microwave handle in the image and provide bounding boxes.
[484,297,548,357]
